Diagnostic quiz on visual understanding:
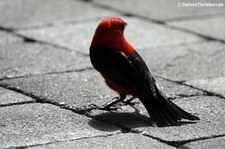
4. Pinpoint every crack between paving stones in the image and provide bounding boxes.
[168,94,205,100]
[13,17,104,31]
[0,85,139,148]
[87,1,165,25]
[0,83,102,116]
[21,34,89,57]
[86,1,225,45]
[126,128,225,148]
[165,24,225,44]
[139,39,205,52]
[87,110,180,148]
[0,101,35,107]
[6,133,121,149]
[166,12,225,23]
[156,75,225,99]
[182,83,225,99]
[142,132,225,147]
[0,26,88,56]
[0,67,94,81]
[0,88,163,148]
[89,110,225,148]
